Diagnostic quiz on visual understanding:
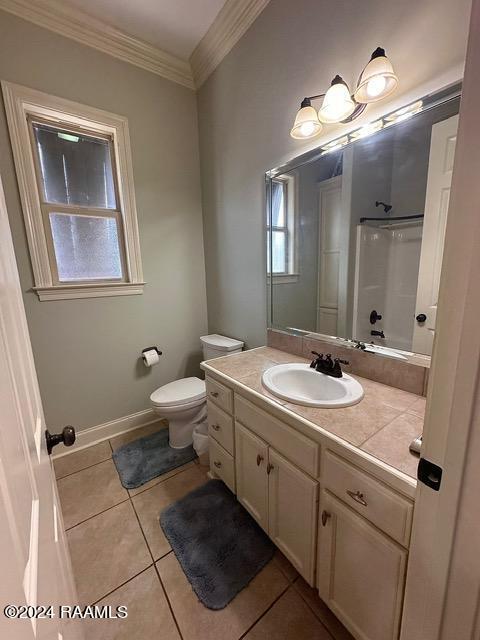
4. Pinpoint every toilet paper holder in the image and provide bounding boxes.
[142,346,162,357]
